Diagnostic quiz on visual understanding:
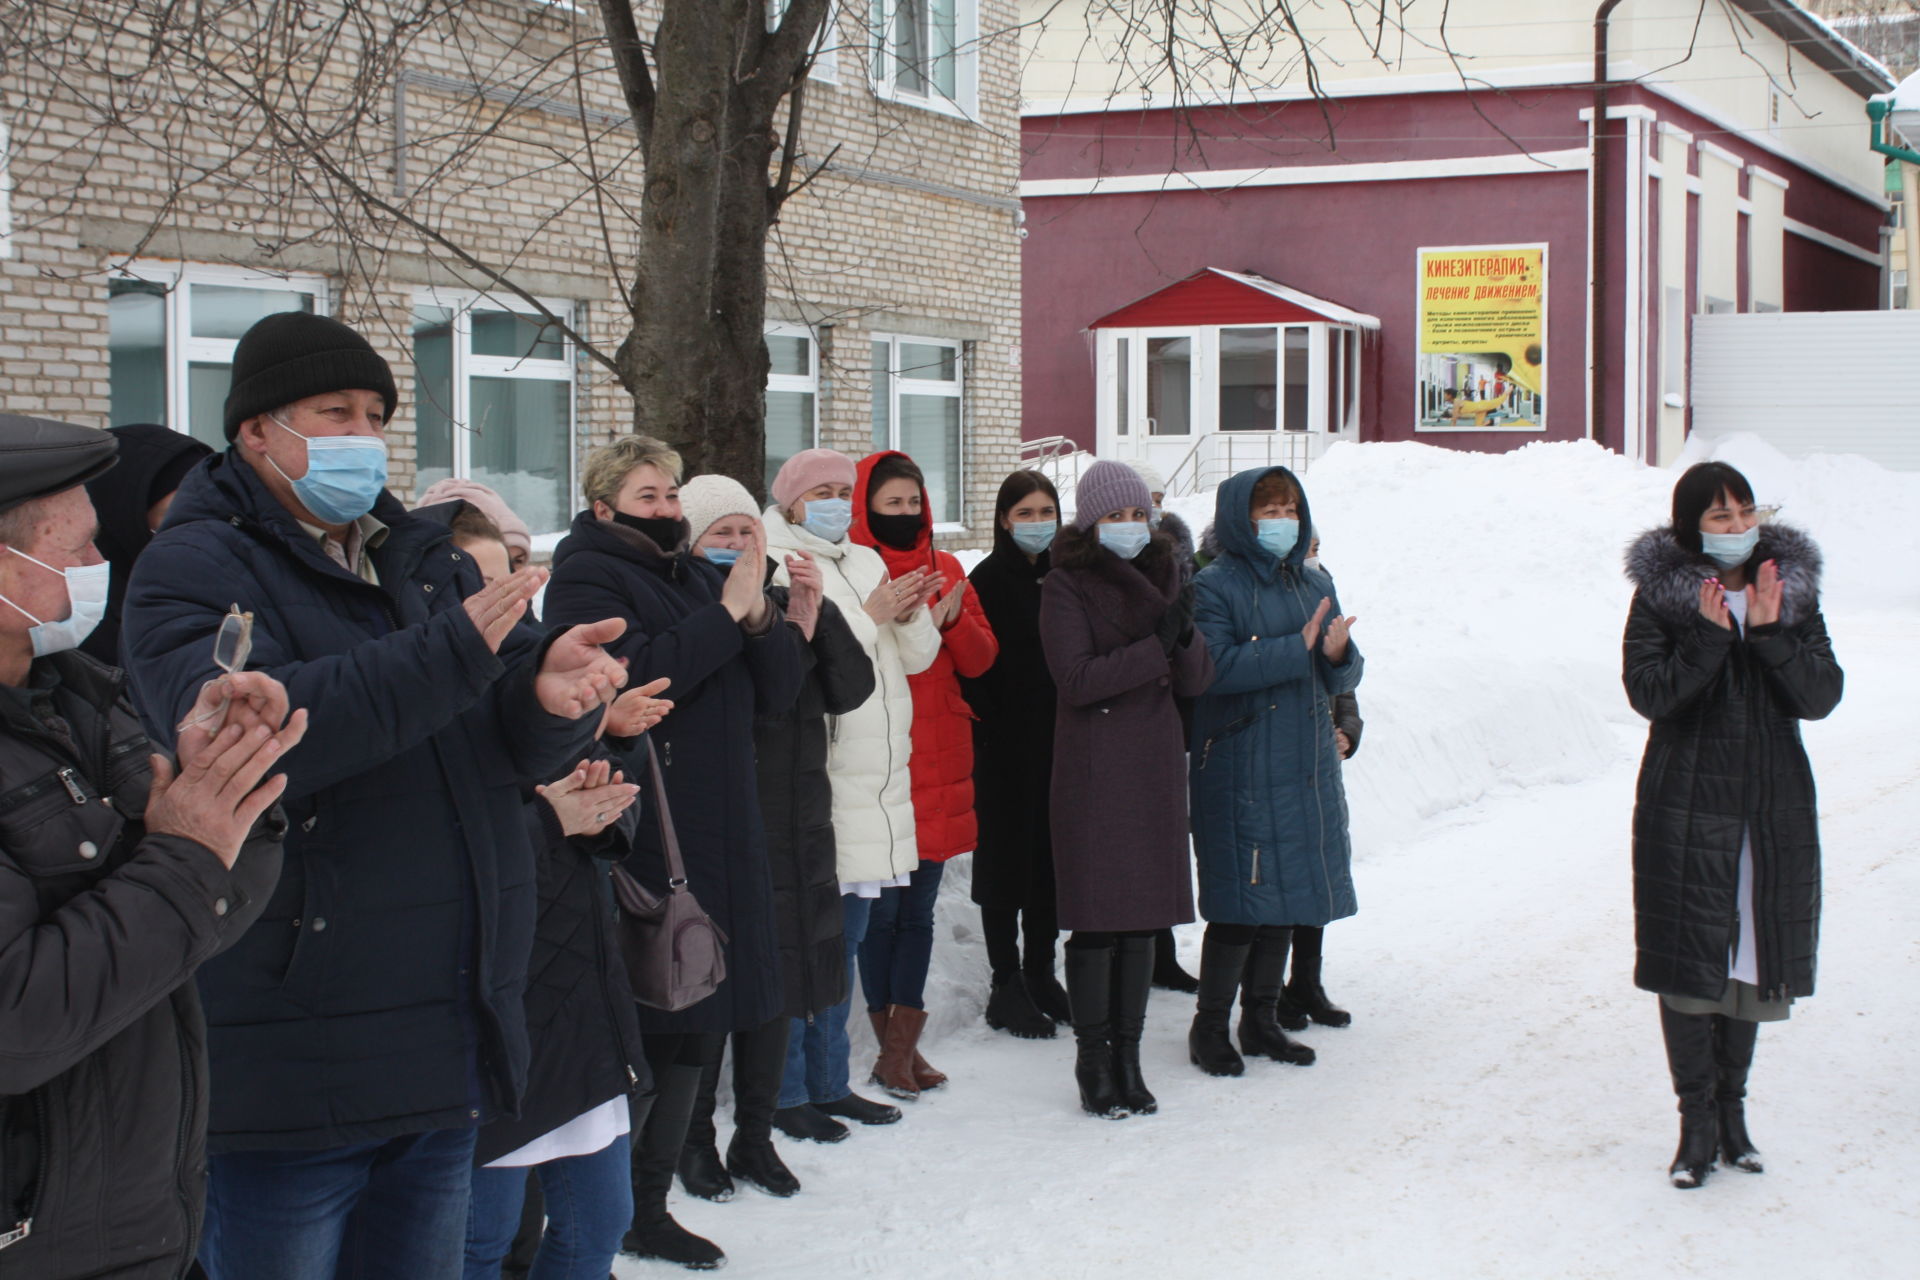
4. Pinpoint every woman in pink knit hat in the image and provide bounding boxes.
[761,448,943,1139]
